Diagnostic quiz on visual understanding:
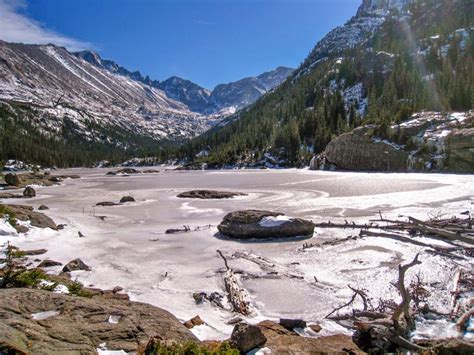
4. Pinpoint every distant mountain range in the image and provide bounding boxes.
[74,50,293,114]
